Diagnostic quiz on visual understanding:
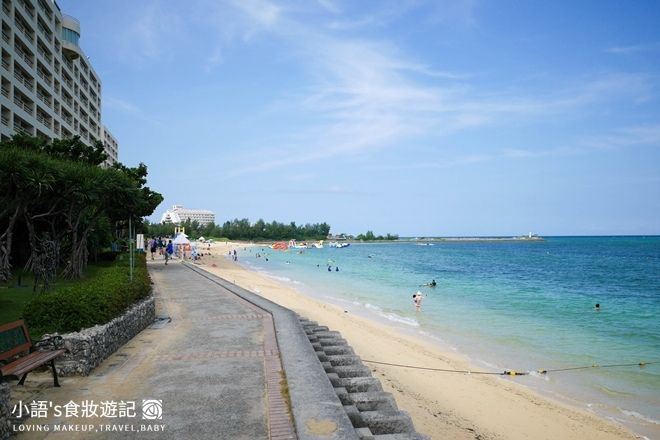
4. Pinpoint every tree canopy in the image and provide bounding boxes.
[0,134,163,284]
[145,217,331,242]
